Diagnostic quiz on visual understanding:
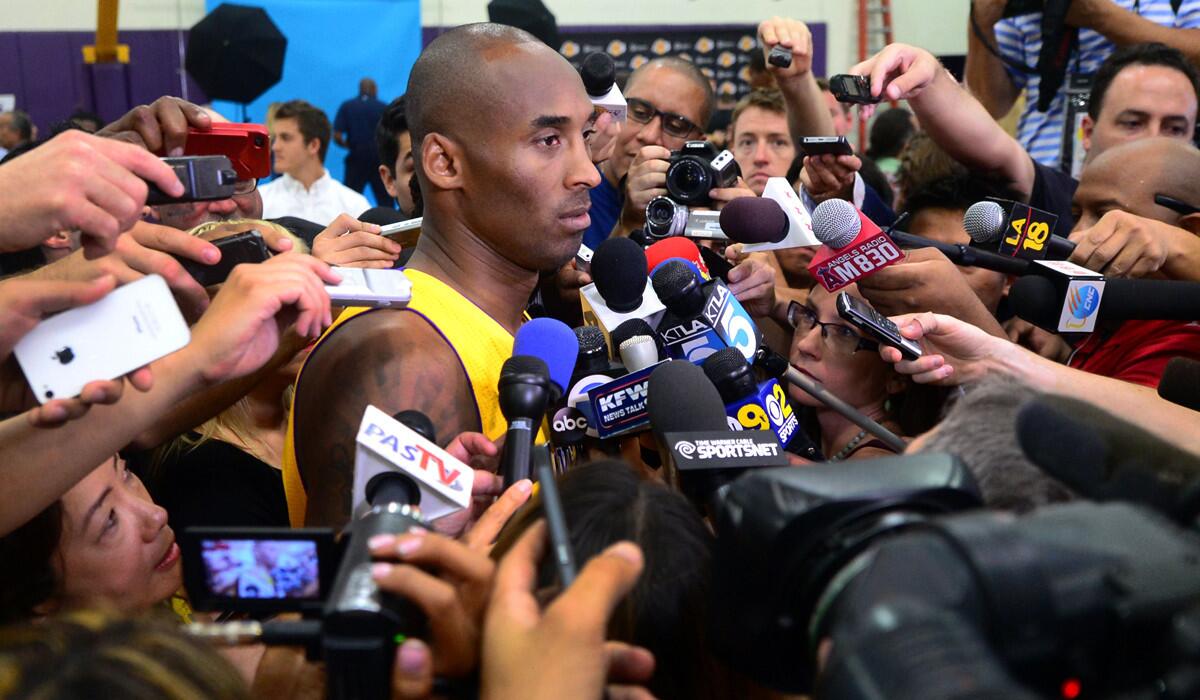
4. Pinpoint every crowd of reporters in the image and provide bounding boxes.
[0,6,1198,699]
